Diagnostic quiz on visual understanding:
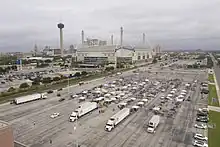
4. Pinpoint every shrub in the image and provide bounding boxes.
[53,76,61,81]
[8,87,16,92]
[42,77,52,84]
[81,71,88,76]
[74,72,81,77]
[19,83,30,89]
